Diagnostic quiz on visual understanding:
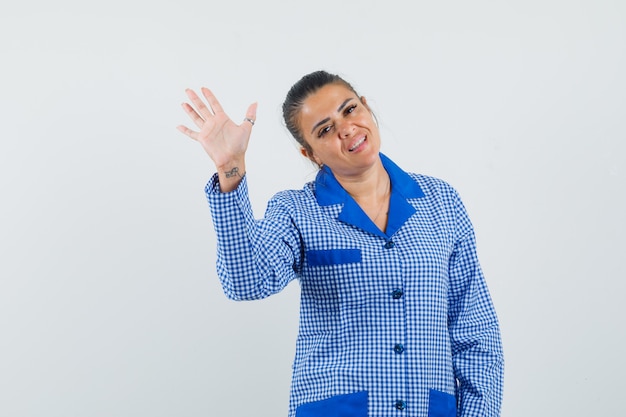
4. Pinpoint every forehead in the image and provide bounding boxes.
[299,83,358,121]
